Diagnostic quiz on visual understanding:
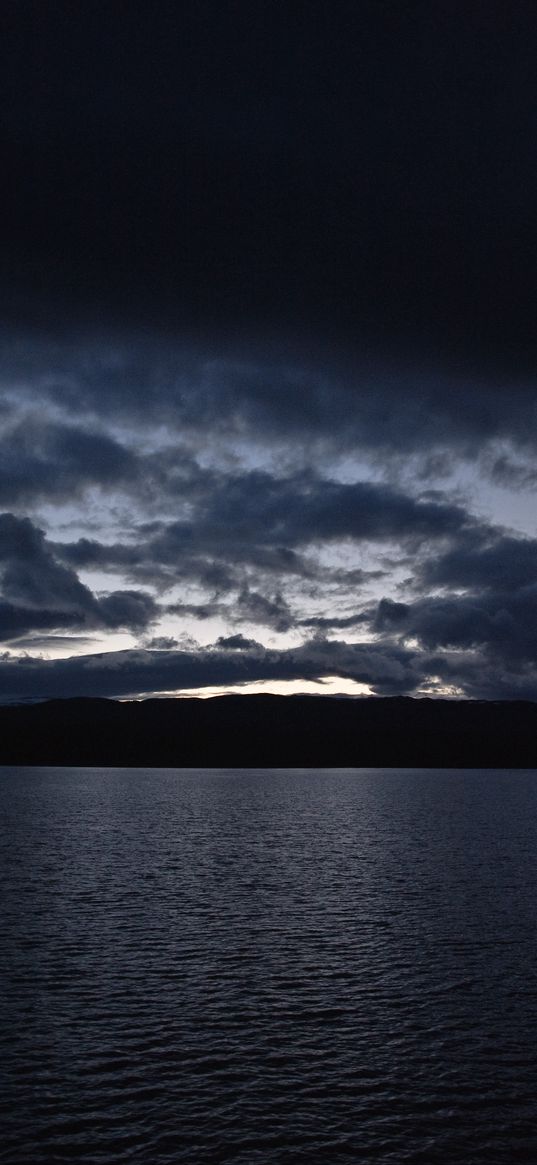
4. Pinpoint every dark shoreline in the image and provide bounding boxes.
[1,694,536,769]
